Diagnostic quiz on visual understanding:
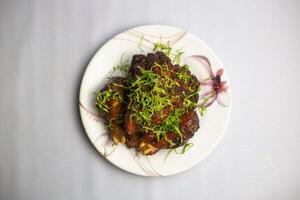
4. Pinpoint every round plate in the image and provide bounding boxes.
[79,25,231,176]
